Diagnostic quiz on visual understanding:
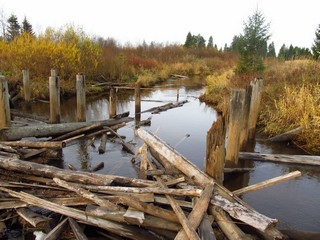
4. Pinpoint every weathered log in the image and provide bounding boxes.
[105,195,179,223]
[174,182,214,240]
[53,178,121,211]
[209,206,250,240]
[44,217,69,240]
[211,193,278,231]
[53,123,103,141]
[139,144,148,179]
[91,162,105,172]
[224,168,252,173]
[143,151,200,240]
[0,156,114,185]
[239,152,320,166]
[98,134,108,154]
[141,100,188,114]
[104,127,134,154]
[0,200,27,209]
[10,109,49,123]
[267,127,303,142]
[0,117,133,141]
[68,217,88,240]
[233,170,301,196]
[85,122,126,138]
[123,207,145,225]
[136,128,212,187]
[197,214,216,240]
[16,207,50,228]
[85,206,181,232]
[0,187,155,240]
[0,140,66,149]
[112,111,130,119]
